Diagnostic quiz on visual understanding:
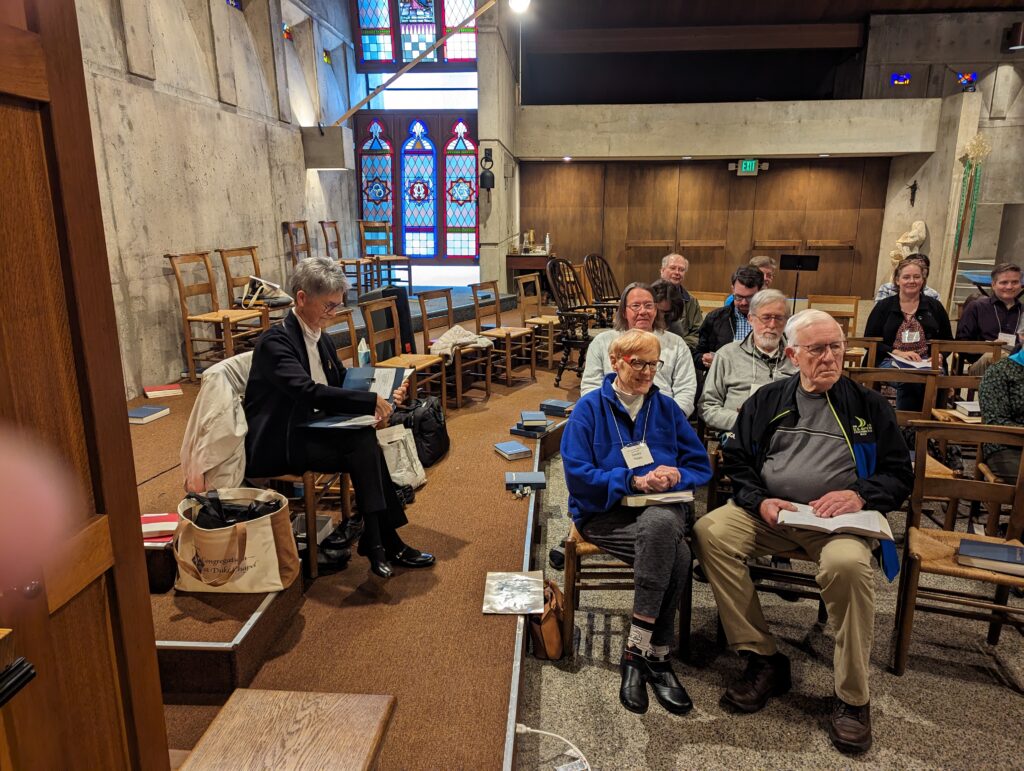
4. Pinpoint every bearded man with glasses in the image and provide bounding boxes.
[694,309,913,755]
[581,282,698,416]
[699,289,798,435]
